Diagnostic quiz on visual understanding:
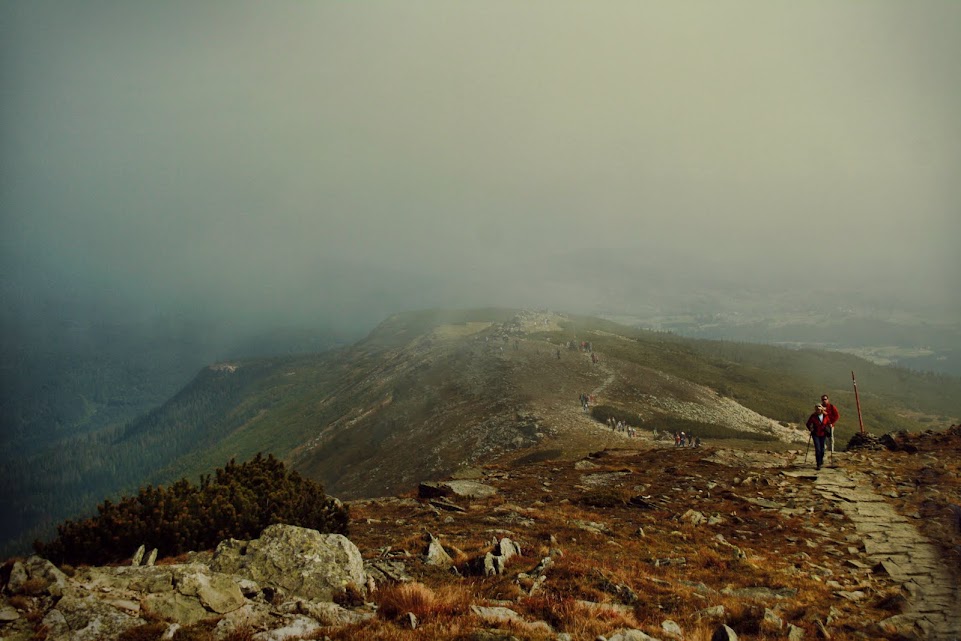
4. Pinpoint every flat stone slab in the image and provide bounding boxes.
[781,469,819,479]
[439,480,498,498]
